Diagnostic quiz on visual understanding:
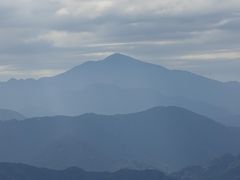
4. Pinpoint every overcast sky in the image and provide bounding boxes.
[0,0,240,82]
